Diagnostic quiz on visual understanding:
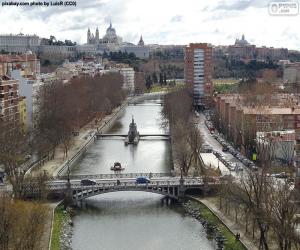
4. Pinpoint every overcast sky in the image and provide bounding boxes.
[0,0,299,50]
